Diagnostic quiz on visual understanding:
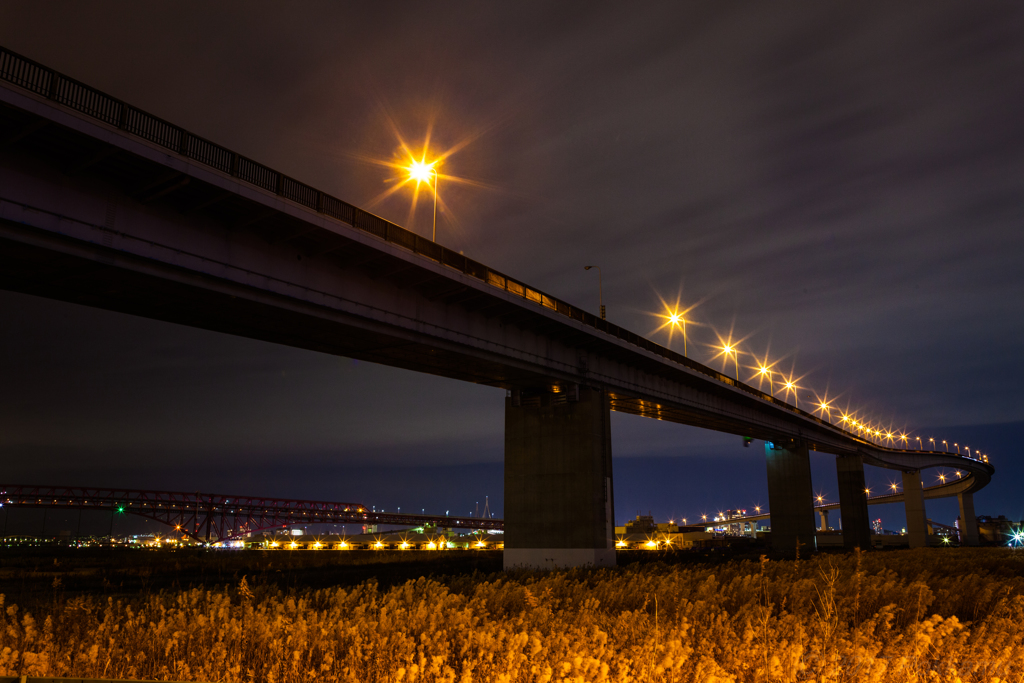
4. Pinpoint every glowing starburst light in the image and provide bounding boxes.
[407,160,436,184]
